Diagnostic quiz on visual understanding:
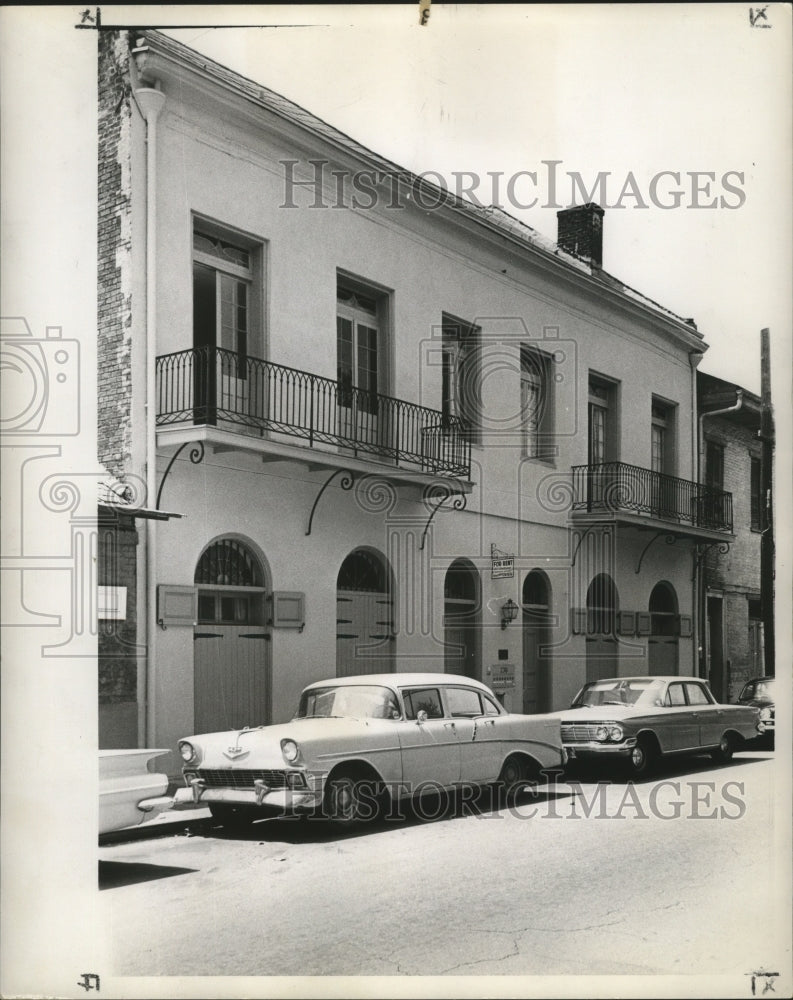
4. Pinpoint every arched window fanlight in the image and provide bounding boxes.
[444,560,478,604]
[337,549,388,593]
[195,538,263,587]
[523,571,549,607]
